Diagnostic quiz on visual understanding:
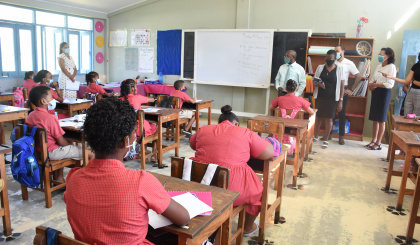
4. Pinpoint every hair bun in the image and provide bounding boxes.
[221,105,232,114]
